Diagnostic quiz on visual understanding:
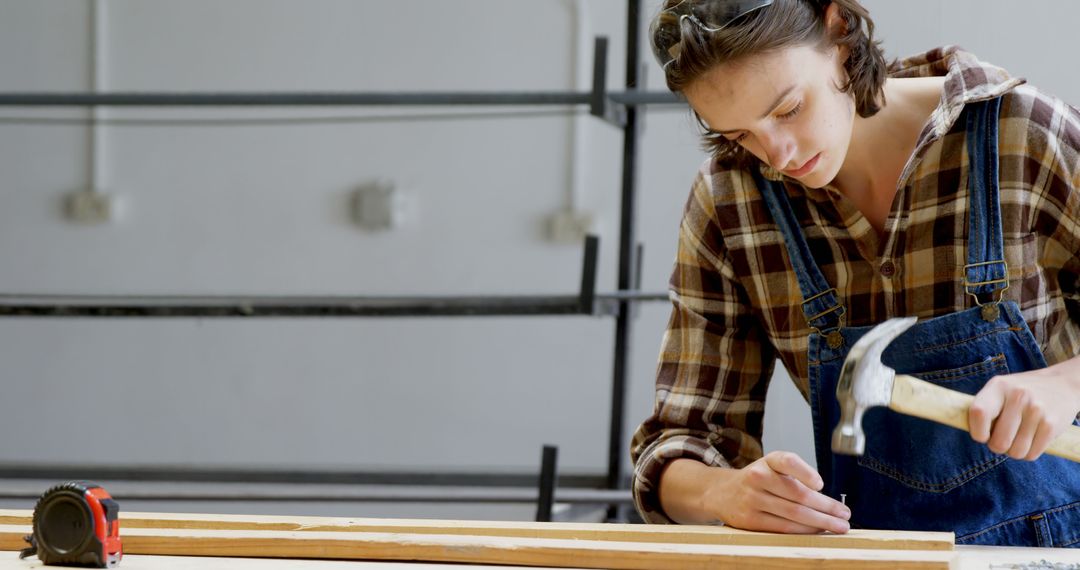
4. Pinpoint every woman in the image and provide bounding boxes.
[631,0,1080,546]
